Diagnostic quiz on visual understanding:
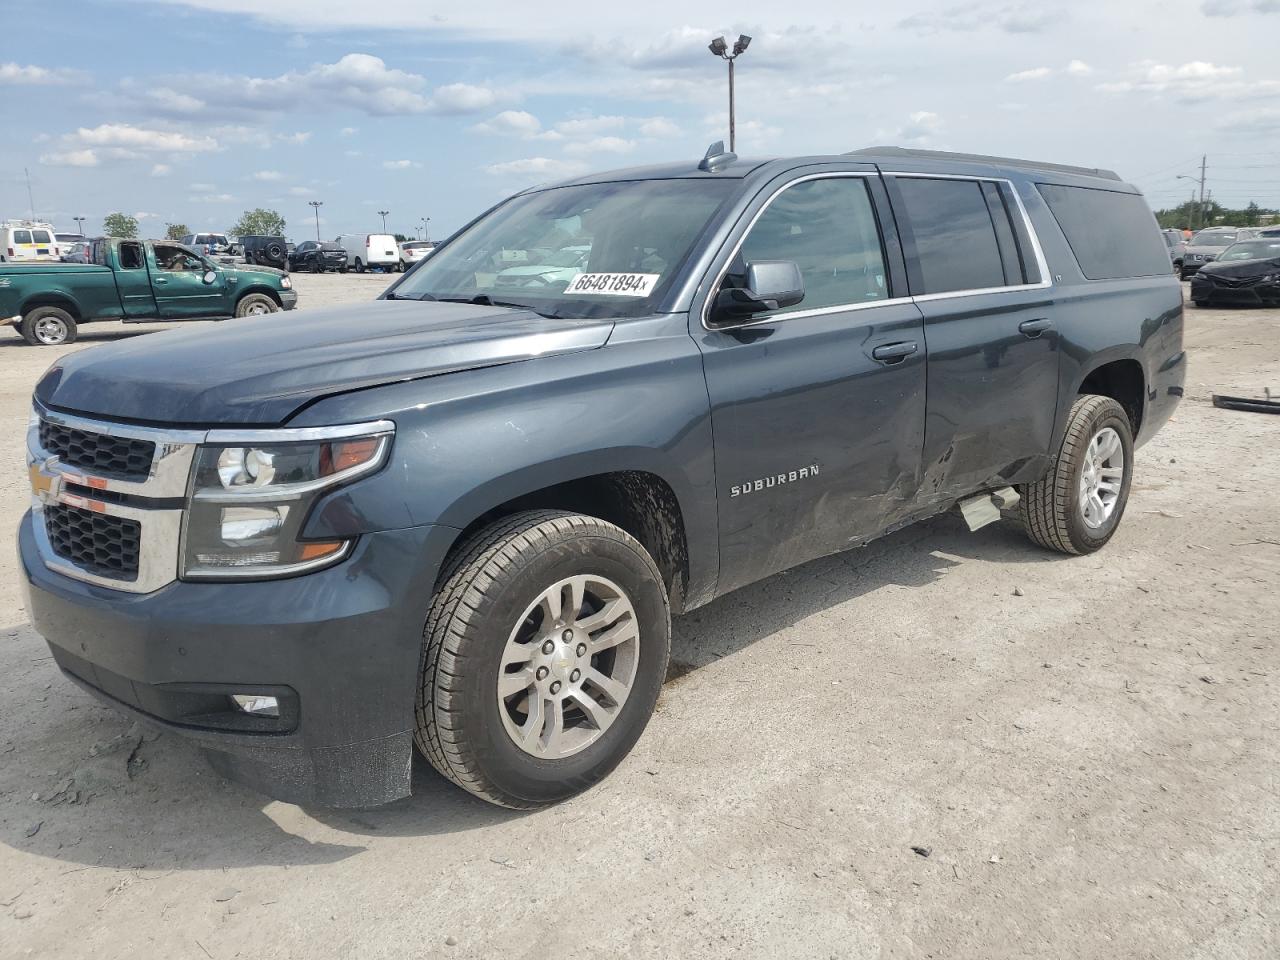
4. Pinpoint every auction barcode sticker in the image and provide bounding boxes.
[564,272,660,297]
